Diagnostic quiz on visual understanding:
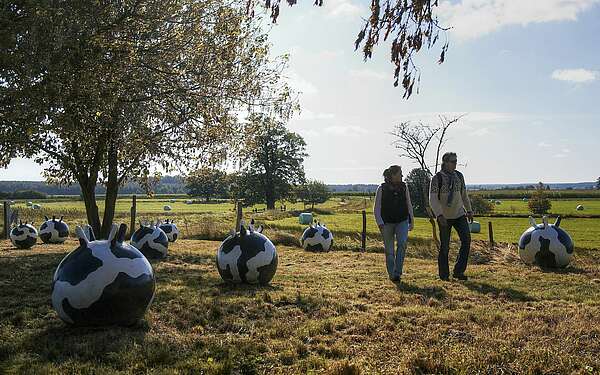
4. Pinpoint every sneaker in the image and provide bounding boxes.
[453,274,468,281]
